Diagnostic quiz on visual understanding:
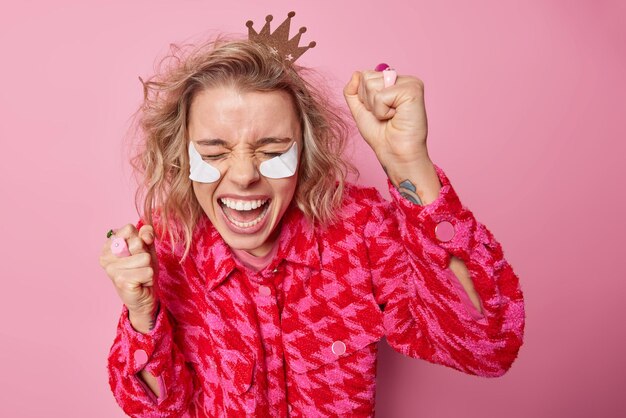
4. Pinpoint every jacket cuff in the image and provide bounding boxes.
[387,163,477,270]
[118,303,173,380]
